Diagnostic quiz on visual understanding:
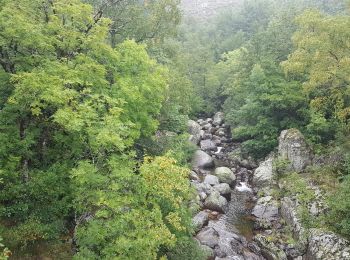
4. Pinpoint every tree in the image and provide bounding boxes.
[0,1,191,257]
[74,156,193,259]
[85,0,181,47]
[282,10,350,143]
